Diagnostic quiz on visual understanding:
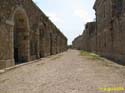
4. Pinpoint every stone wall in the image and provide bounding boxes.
[0,0,67,69]
[72,35,83,50]
[73,0,125,64]
[72,22,96,52]
[94,0,125,64]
